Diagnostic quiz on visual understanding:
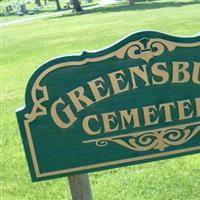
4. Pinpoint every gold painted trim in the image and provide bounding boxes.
[37,146,200,178]
[83,122,200,152]
[24,120,41,177]
[22,38,200,179]
[24,119,200,178]
[25,39,200,122]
